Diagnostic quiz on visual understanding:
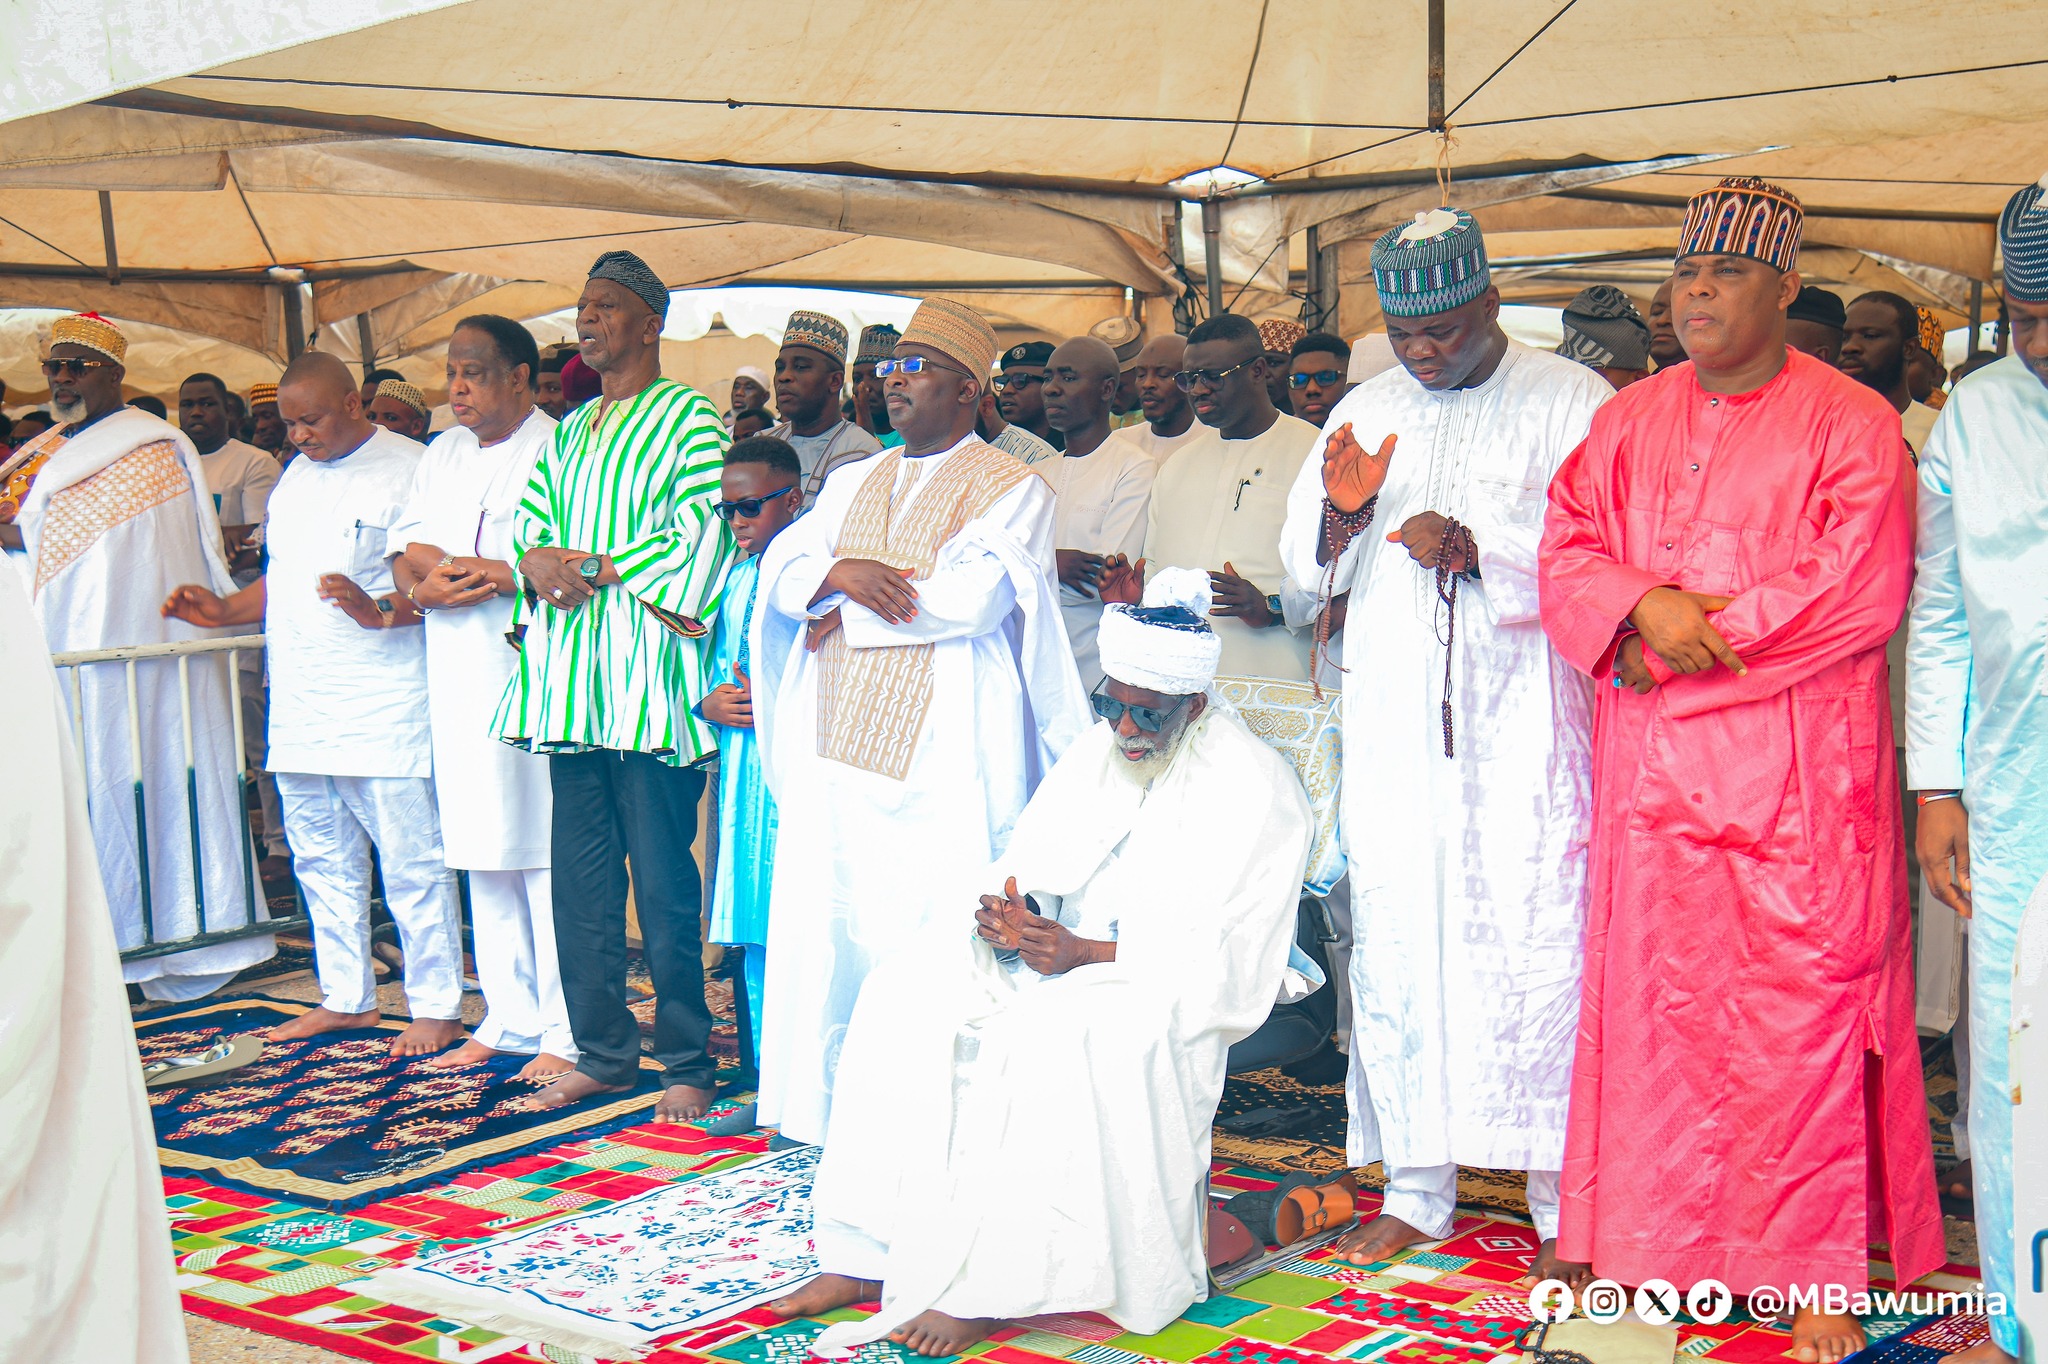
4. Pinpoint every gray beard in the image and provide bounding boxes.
[52,396,88,424]
[1112,736,1182,788]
